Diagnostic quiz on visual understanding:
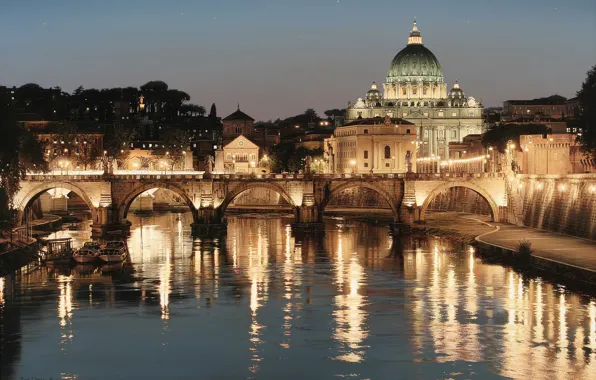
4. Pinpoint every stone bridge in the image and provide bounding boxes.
[14,172,507,235]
